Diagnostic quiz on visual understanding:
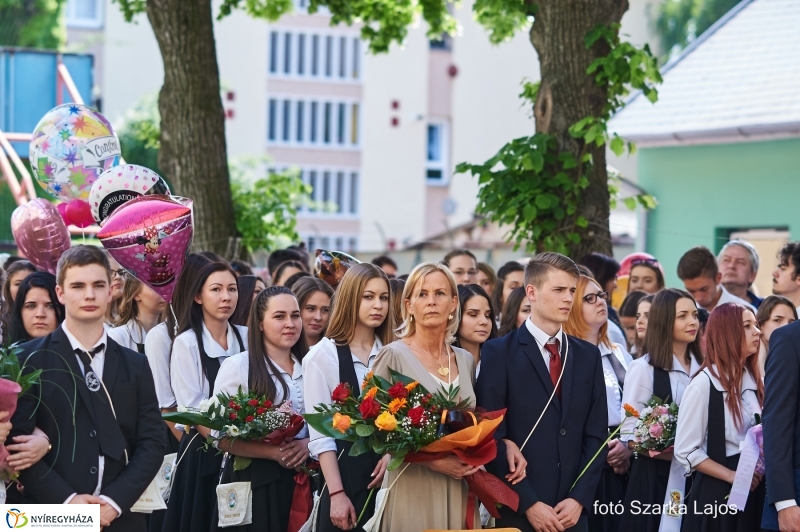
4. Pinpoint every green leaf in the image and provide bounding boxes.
[523,204,538,222]
[576,216,589,228]
[623,197,637,210]
[388,453,406,471]
[535,195,551,209]
[349,437,370,456]
[610,136,625,156]
[355,424,375,437]
[233,456,252,471]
